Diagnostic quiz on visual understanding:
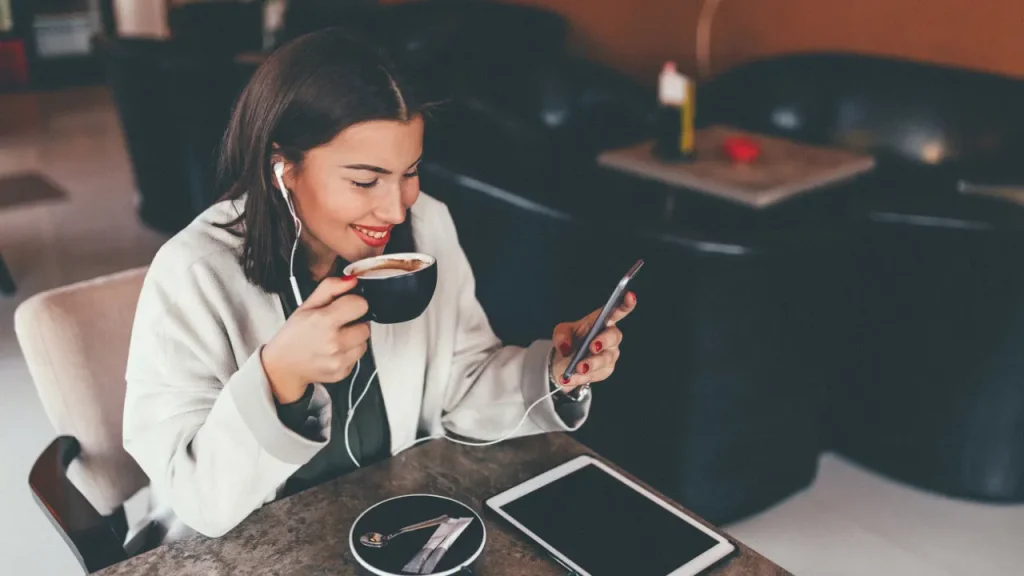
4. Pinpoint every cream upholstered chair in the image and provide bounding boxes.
[15,267,154,573]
